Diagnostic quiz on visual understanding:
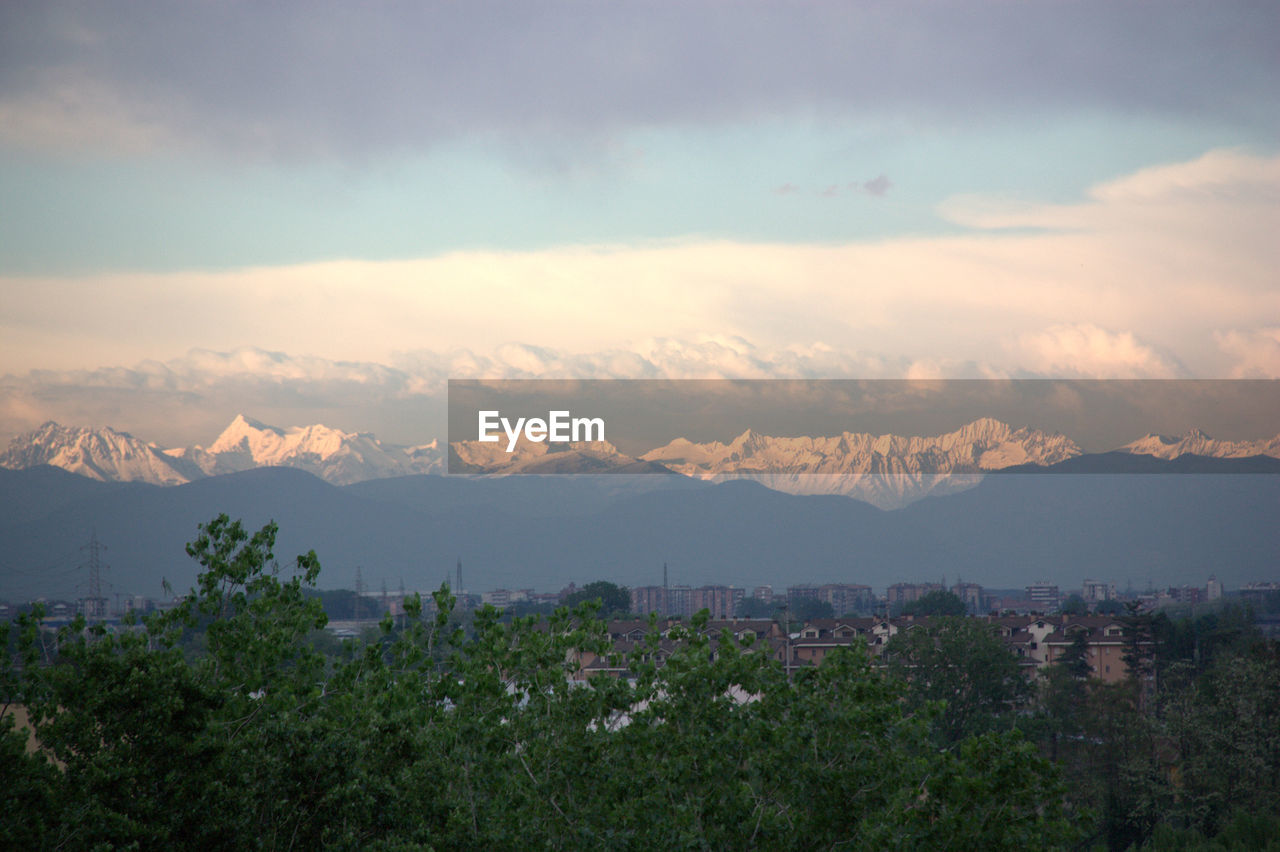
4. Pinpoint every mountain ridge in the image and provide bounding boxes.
[4,418,1278,508]
[2,416,444,487]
